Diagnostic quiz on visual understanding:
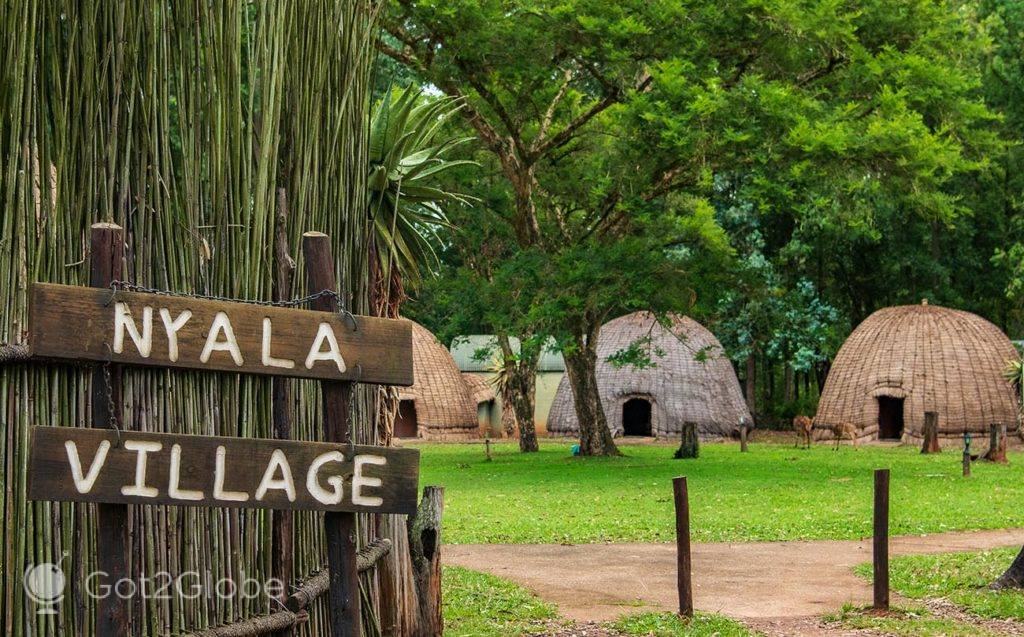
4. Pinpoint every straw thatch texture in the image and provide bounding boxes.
[547,312,752,438]
[398,321,479,440]
[814,302,1020,444]
[462,373,496,405]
